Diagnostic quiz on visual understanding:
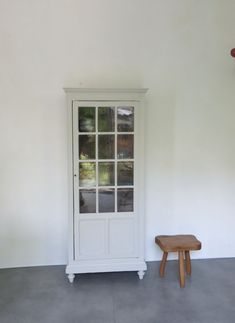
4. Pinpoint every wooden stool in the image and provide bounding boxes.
[155,235,201,287]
